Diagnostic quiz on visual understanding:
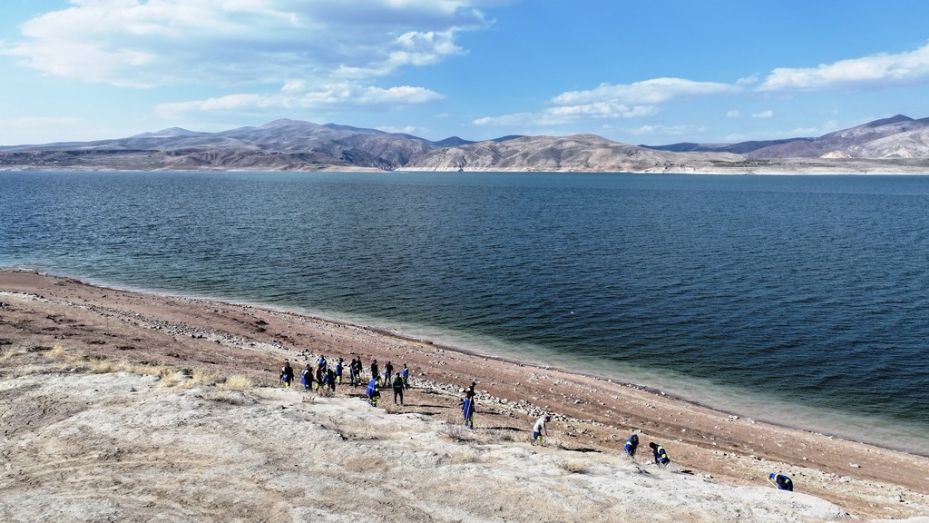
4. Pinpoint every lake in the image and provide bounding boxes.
[2,170,928,452]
